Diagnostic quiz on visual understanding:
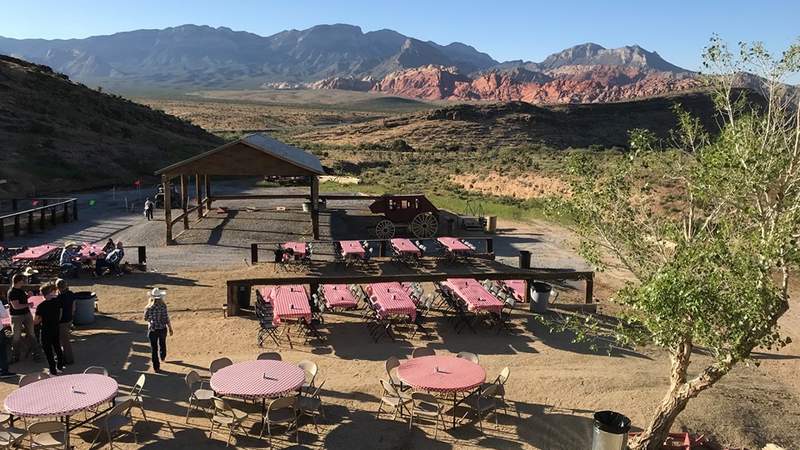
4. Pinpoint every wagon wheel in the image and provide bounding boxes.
[375,219,396,239]
[410,213,439,239]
